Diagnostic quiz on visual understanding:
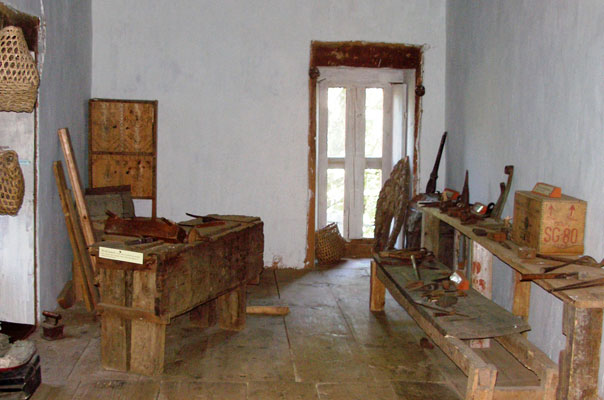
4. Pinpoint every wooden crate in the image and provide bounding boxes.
[512,191,586,255]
